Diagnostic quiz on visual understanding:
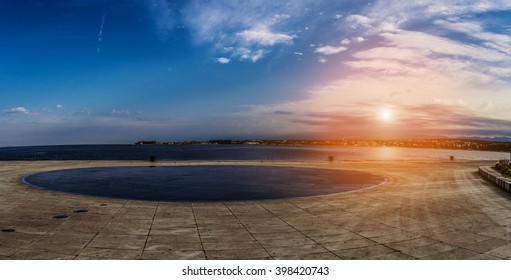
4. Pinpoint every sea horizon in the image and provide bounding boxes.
[0,144,509,162]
